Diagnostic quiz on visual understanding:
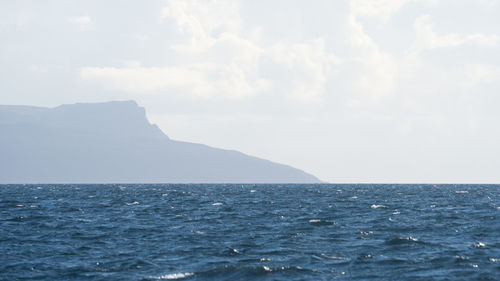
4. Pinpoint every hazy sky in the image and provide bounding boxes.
[1,0,500,183]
